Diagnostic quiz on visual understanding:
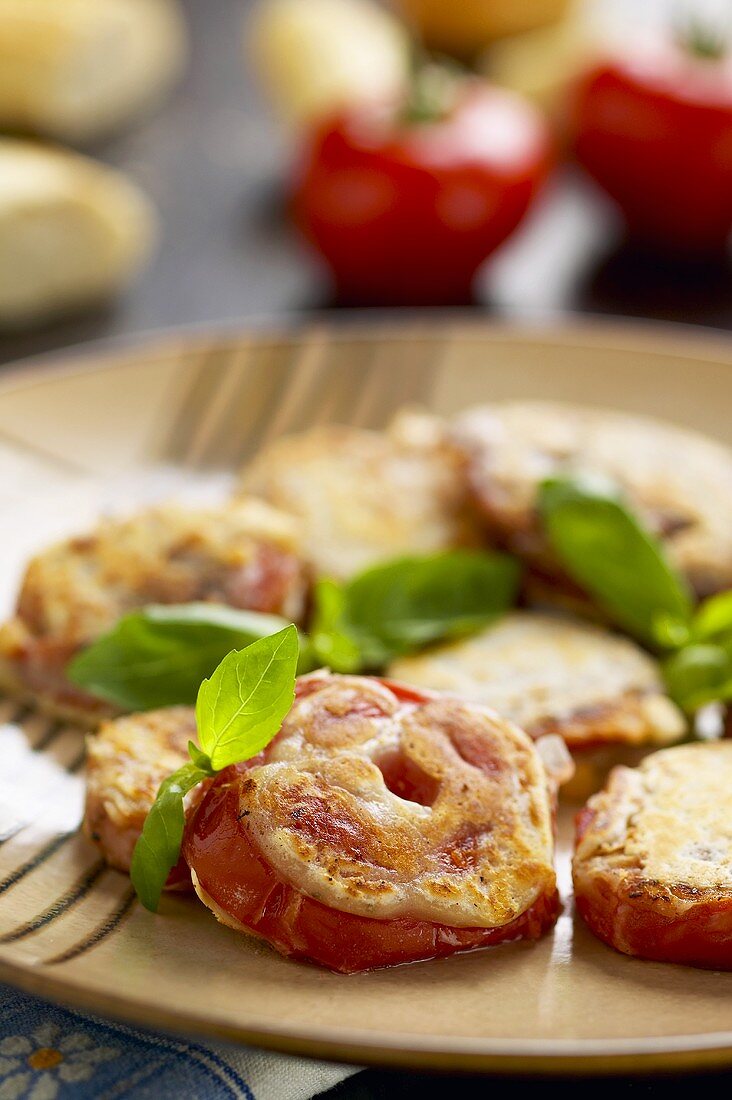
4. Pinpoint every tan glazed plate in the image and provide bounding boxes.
[1,320,732,1075]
